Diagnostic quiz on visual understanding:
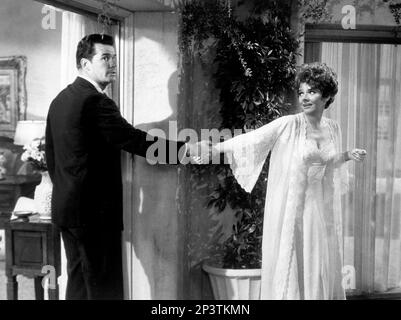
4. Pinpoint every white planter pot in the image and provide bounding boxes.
[202,262,261,300]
